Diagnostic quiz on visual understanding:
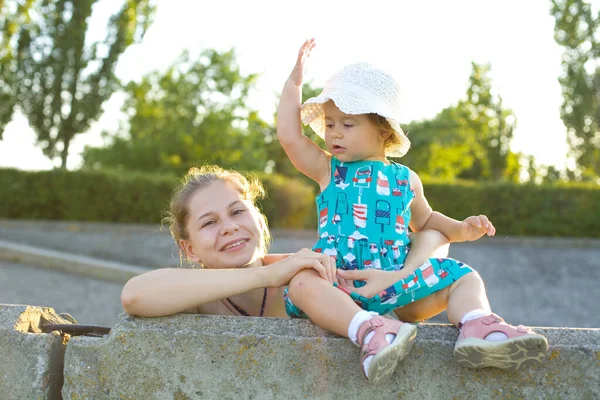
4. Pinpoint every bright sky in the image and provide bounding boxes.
[0,0,571,171]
